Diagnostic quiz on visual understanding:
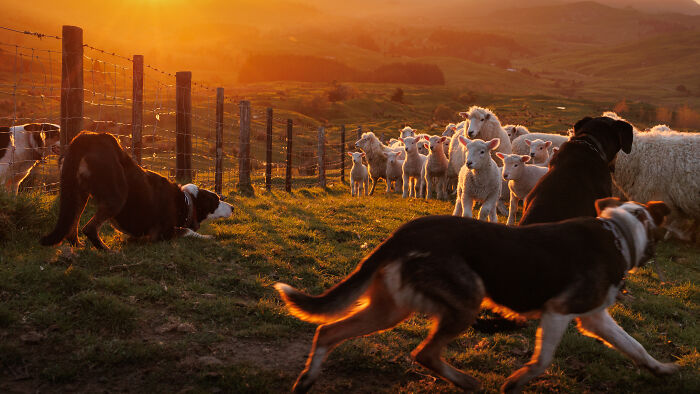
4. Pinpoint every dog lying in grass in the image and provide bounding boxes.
[40,131,232,250]
[275,198,676,393]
